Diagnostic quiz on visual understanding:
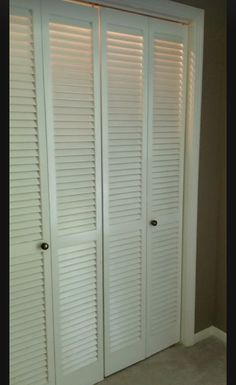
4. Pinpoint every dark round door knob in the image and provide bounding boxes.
[41,242,49,250]
[150,220,158,226]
